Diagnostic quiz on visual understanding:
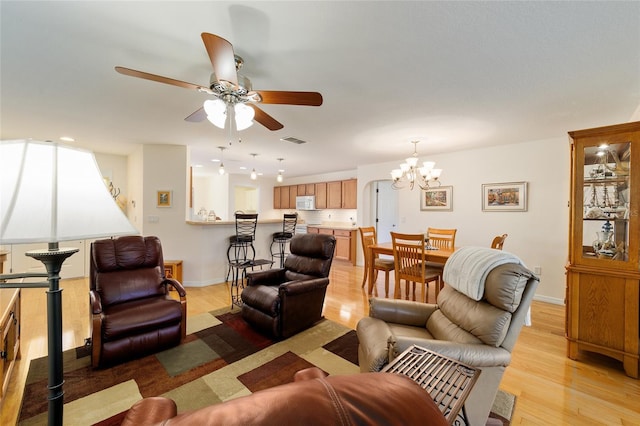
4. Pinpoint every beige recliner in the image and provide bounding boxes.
[357,250,539,426]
